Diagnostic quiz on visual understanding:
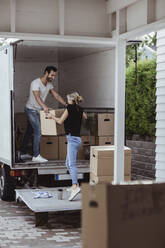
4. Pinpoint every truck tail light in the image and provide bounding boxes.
[10,170,24,177]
